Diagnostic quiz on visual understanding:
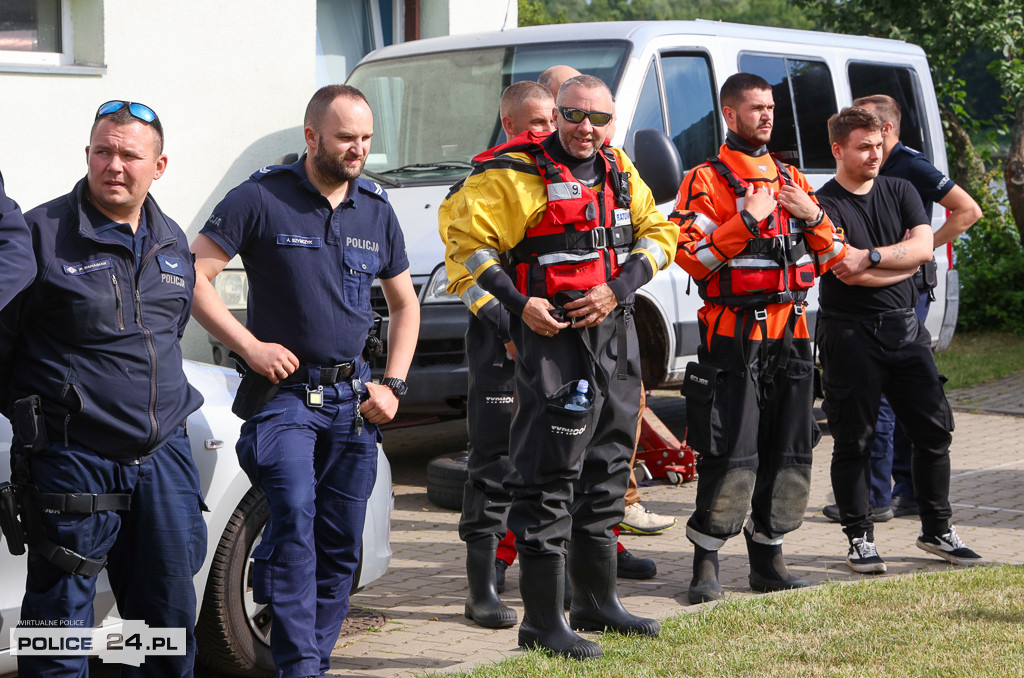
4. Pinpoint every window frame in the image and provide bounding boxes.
[738,50,838,173]
[0,0,72,67]
[847,60,932,161]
